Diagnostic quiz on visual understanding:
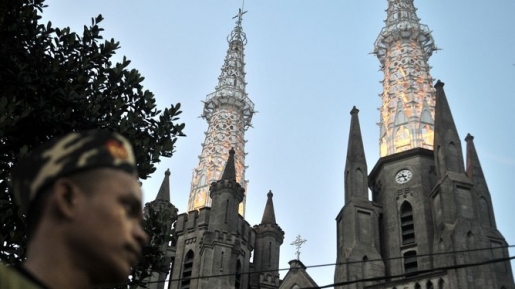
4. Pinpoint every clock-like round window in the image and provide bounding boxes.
[395,169,412,184]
